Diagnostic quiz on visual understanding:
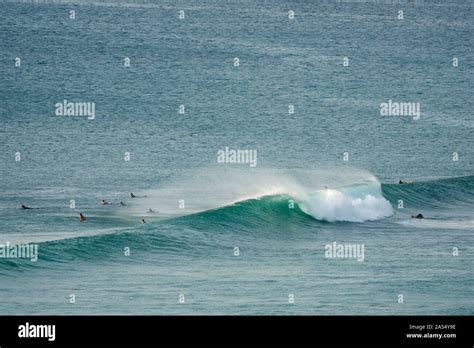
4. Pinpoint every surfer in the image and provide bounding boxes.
[411,213,424,219]
[140,218,146,224]
[79,213,86,221]
[399,179,405,184]
[120,201,126,206]
[130,192,136,198]
[21,204,32,209]
[101,199,111,205]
